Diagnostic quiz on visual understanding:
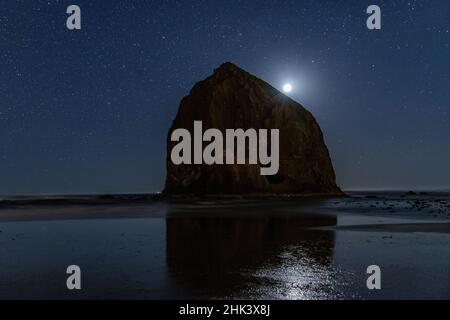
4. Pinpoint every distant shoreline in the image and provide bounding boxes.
[0,192,348,208]
[3,190,450,210]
